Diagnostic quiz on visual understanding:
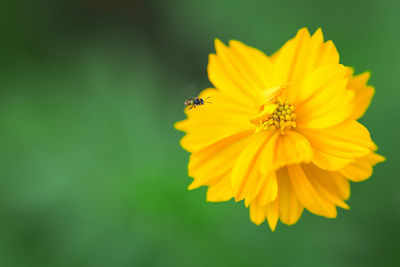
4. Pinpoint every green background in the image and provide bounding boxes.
[1,0,398,266]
